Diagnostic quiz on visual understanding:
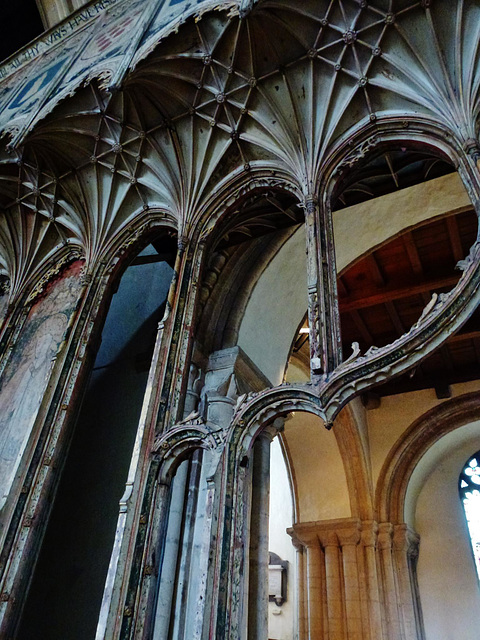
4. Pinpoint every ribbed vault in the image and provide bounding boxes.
[0,0,479,302]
